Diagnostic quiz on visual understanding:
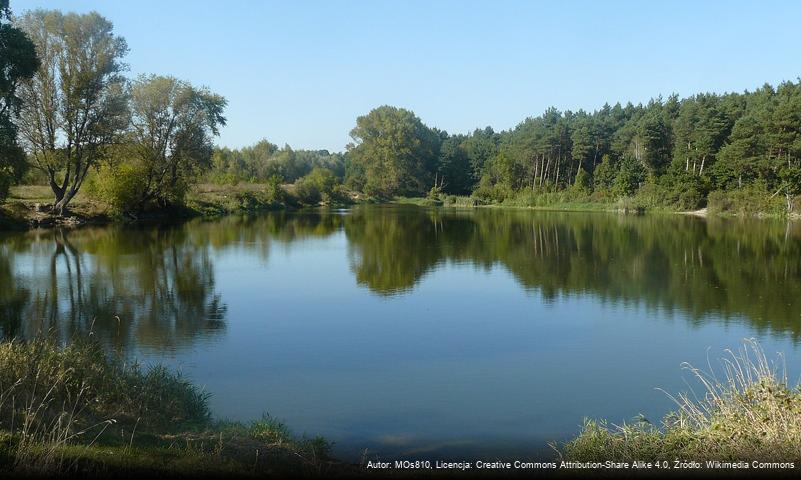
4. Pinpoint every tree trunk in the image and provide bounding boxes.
[54,189,77,216]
